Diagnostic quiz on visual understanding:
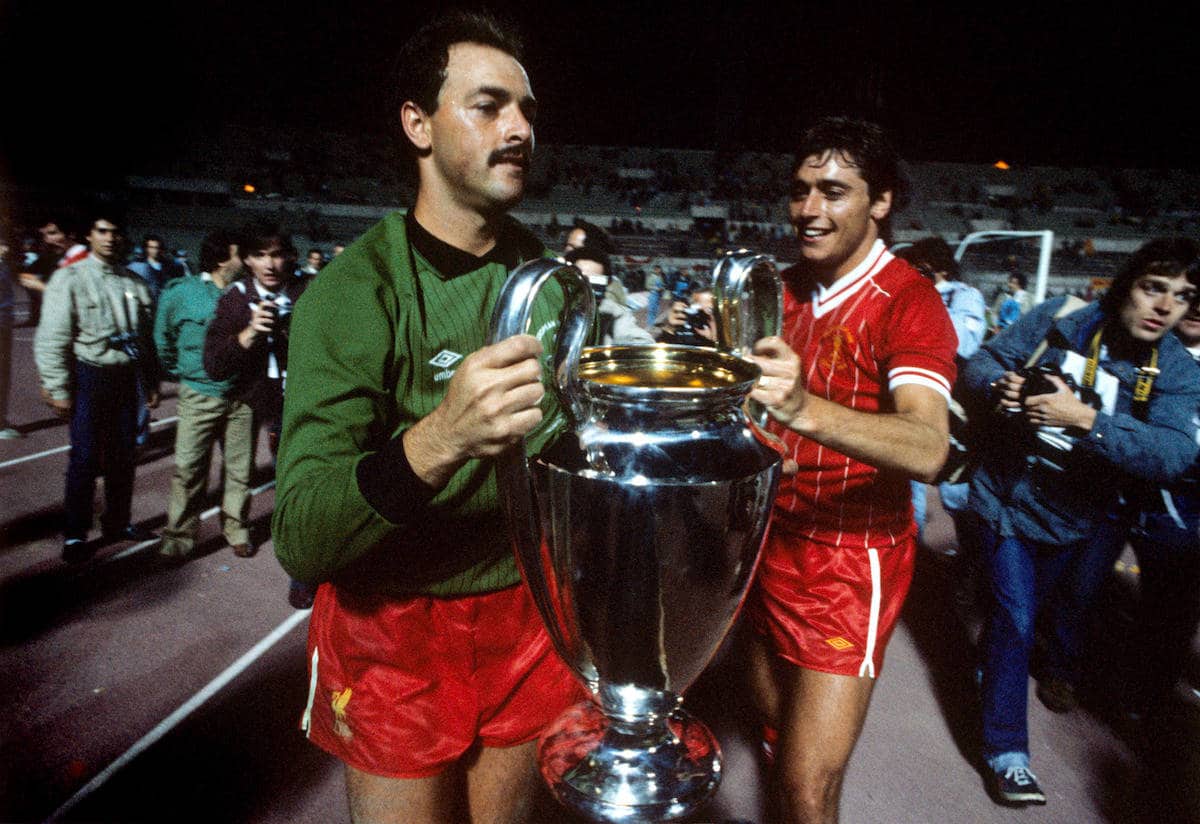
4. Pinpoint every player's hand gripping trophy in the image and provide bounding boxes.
[489,251,783,822]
